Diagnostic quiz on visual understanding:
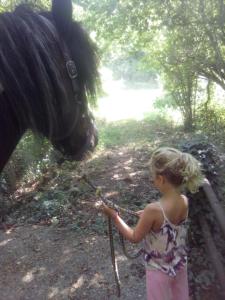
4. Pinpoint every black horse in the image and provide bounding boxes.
[0,0,99,173]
